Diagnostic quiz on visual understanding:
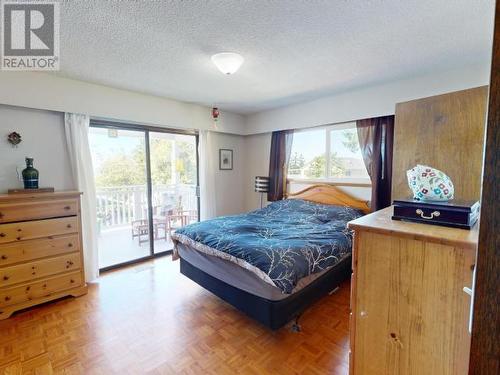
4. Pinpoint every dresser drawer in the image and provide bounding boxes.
[0,234,79,267]
[0,217,78,244]
[0,199,78,224]
[0,271,82,308]
[0,252,81,287]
